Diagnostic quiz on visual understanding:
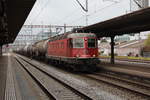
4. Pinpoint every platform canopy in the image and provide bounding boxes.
[77,7,150,37]
[0,0,36,45]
